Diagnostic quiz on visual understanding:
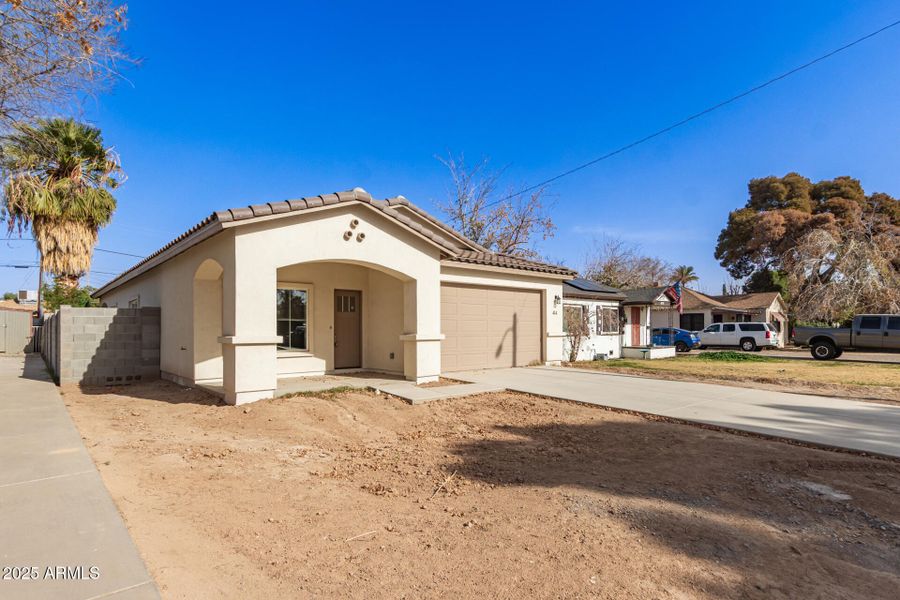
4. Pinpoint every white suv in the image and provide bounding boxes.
[698,322,779,351]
